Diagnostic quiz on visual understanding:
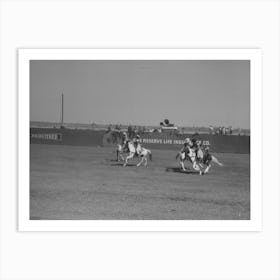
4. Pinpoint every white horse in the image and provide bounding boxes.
[176,147,202,175]
[117,142,152,167]
[116,142,138,163]
[136,147,152,167]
